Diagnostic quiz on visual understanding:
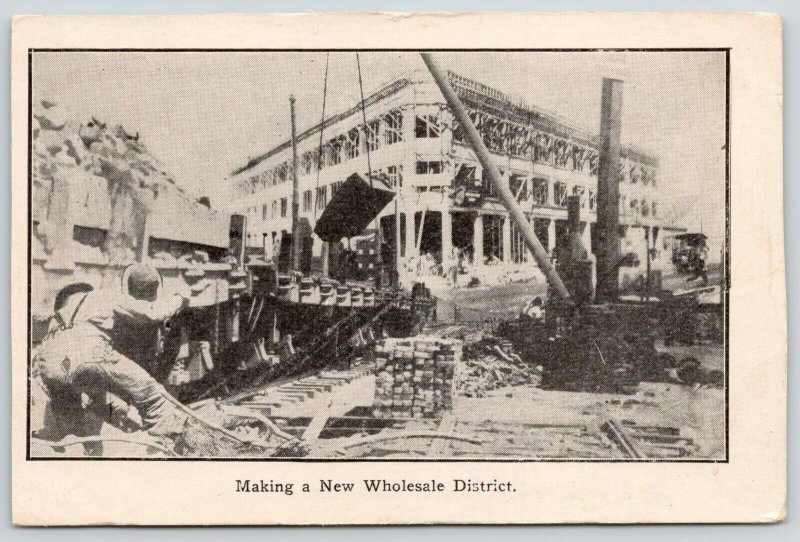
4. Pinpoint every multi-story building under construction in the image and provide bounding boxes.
[228,70,684,289]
